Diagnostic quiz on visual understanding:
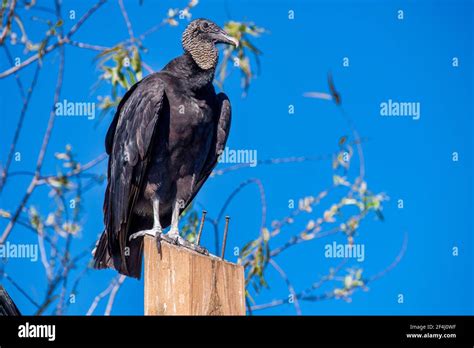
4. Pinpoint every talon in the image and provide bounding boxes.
[155,233,162,258]
[167,229,180,241]
[129,231,145,241]
[129,228,161,241]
